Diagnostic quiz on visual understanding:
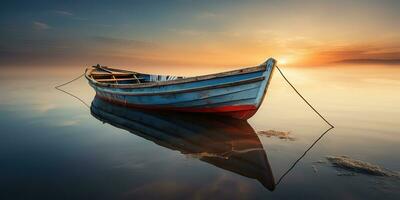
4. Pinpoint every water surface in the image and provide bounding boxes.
[0,65,399,199]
